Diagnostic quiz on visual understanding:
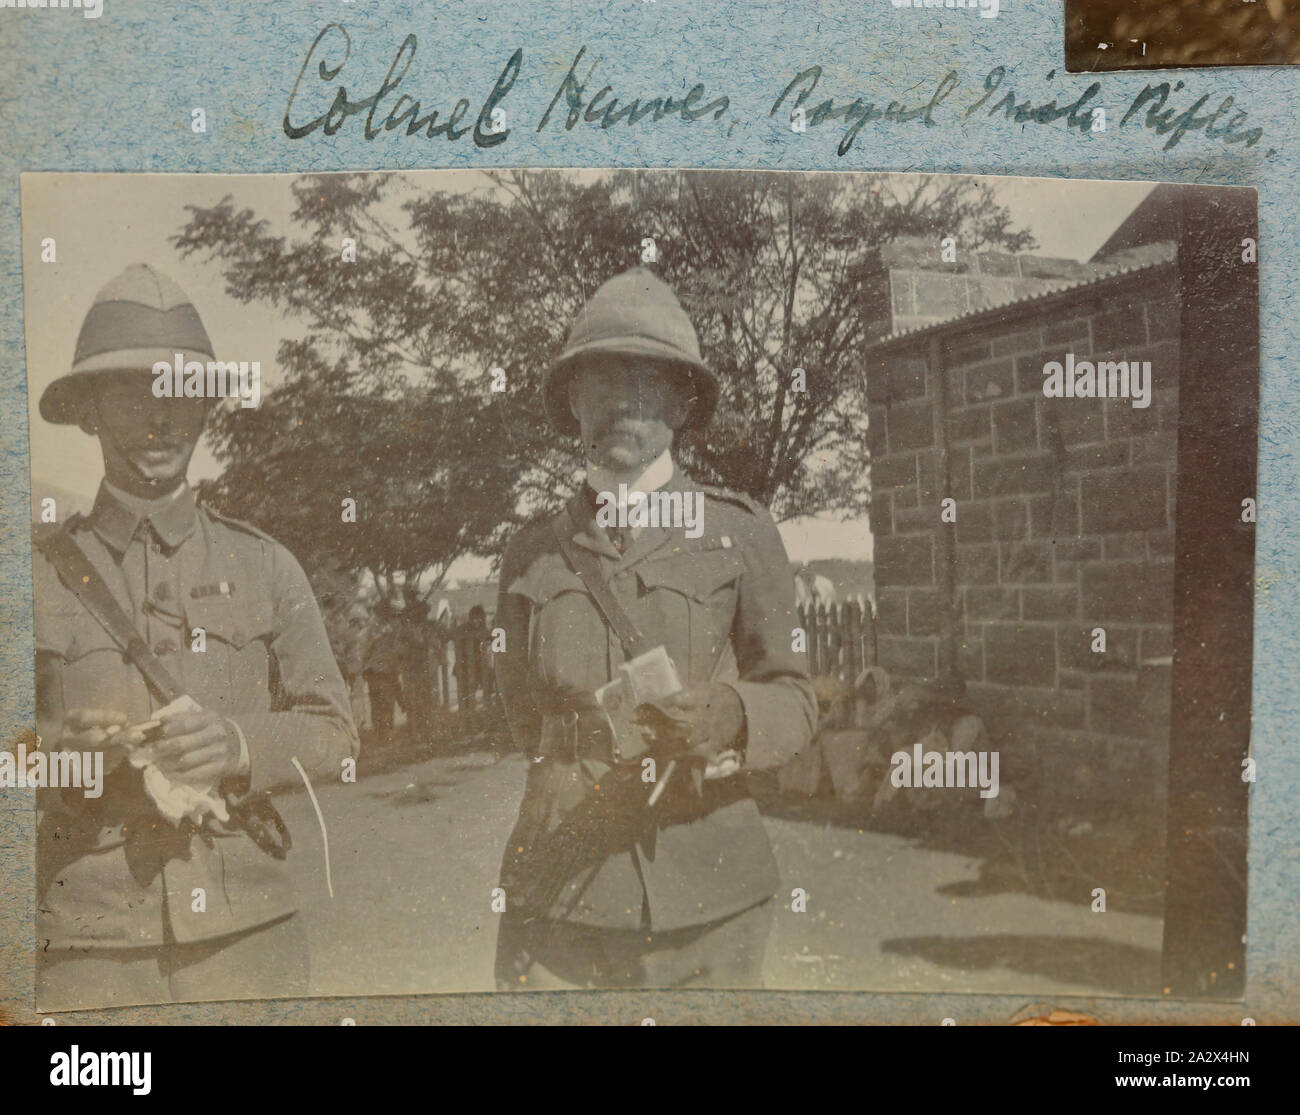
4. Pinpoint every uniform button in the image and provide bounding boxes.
[154,640,178,655]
